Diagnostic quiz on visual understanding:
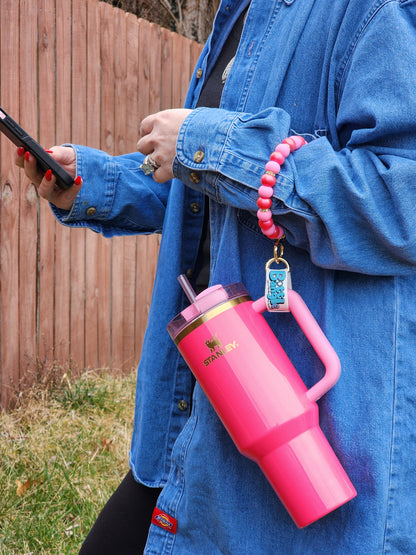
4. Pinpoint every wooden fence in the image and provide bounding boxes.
[0,0,202,408]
